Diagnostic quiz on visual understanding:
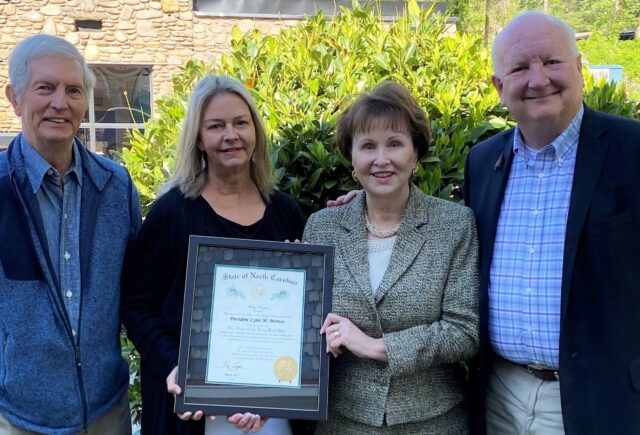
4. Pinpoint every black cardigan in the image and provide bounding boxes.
[121,187,305,435]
